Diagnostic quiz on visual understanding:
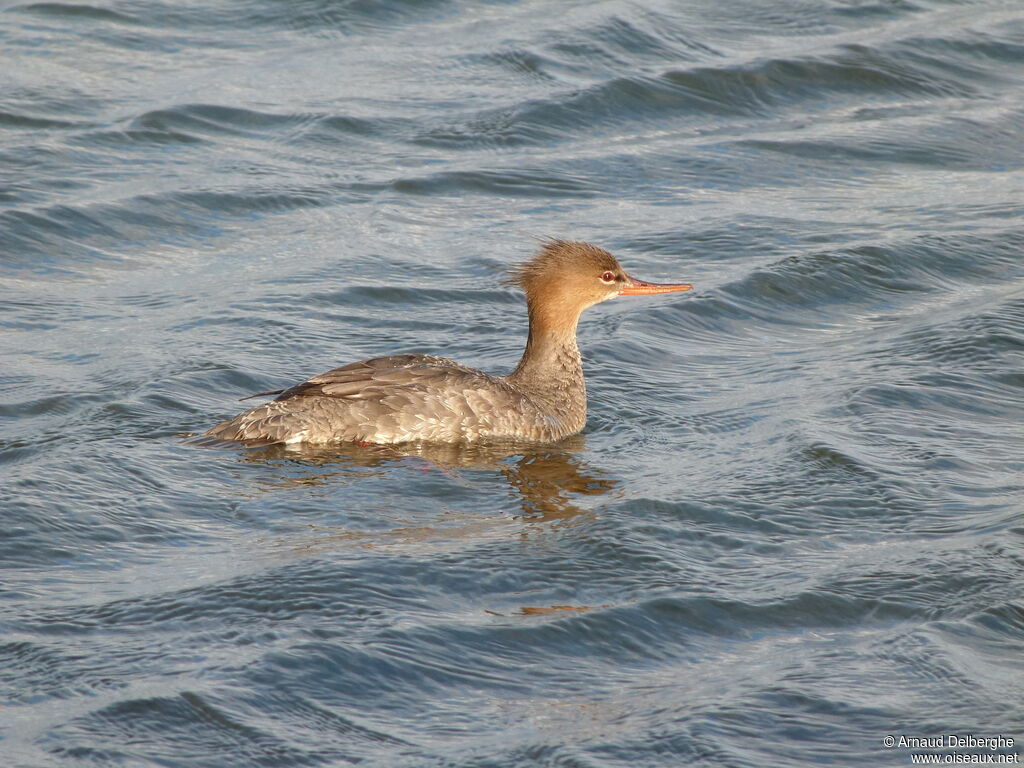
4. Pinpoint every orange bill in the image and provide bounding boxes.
[618,275,694,295]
